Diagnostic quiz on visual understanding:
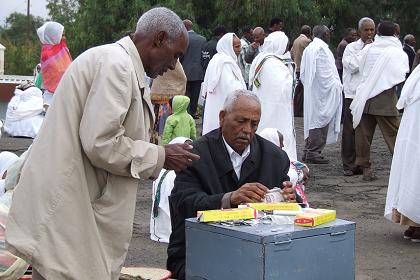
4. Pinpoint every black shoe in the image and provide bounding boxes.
[306,157,329,164]
[352,166,363,175]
